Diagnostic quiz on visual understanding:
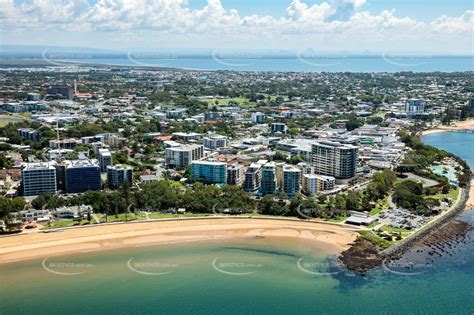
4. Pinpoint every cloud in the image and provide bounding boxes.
[0,0,472,52]
[430,10,474,33]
